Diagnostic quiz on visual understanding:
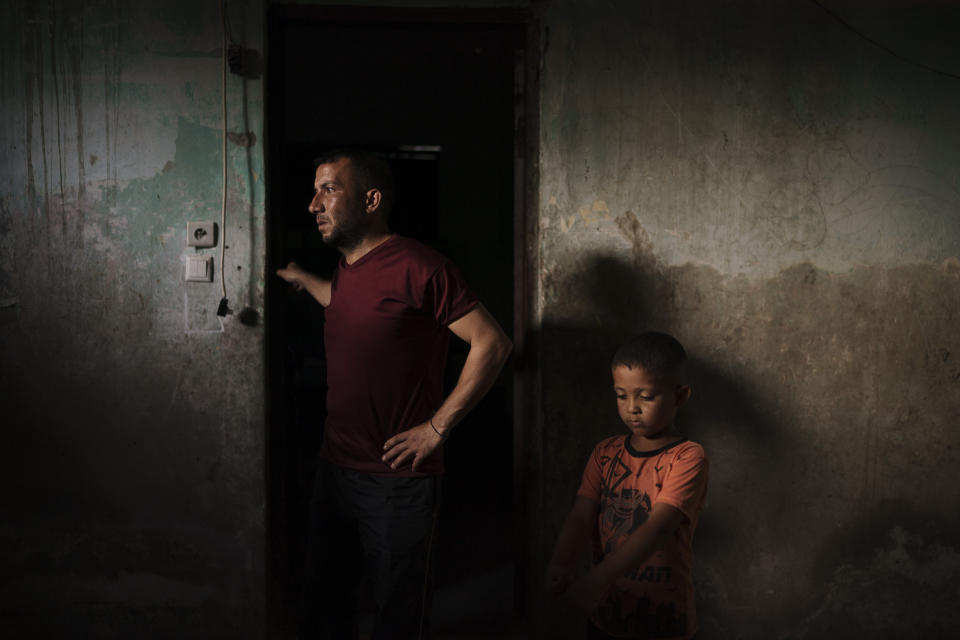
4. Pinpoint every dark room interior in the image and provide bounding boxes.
[266,8,526,635]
